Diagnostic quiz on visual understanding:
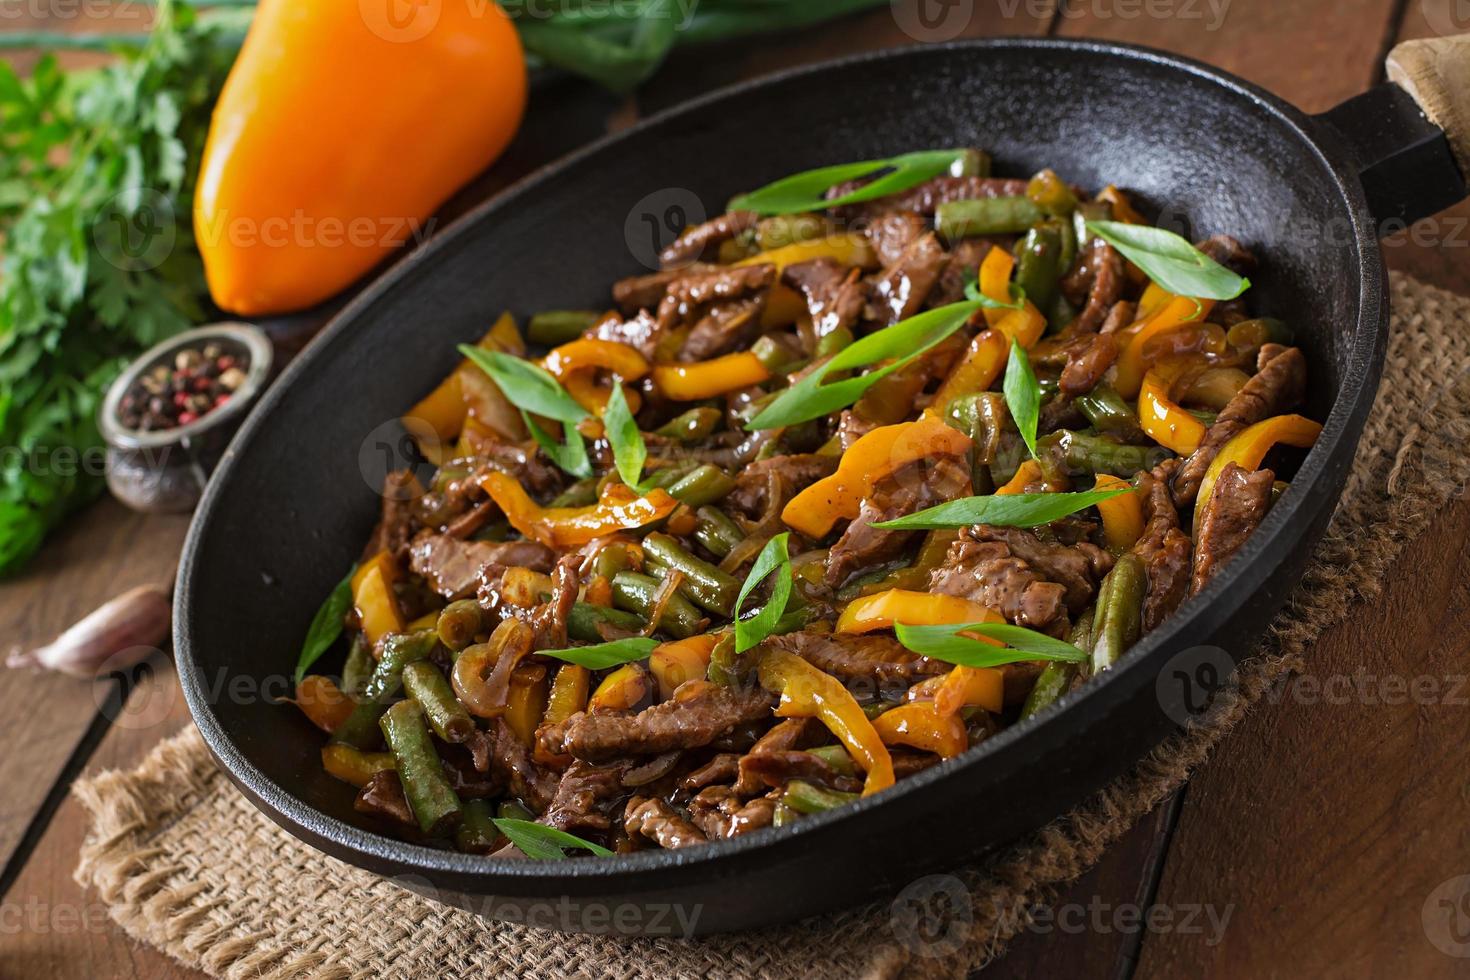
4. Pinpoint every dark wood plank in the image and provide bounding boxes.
[0,656,206,979]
